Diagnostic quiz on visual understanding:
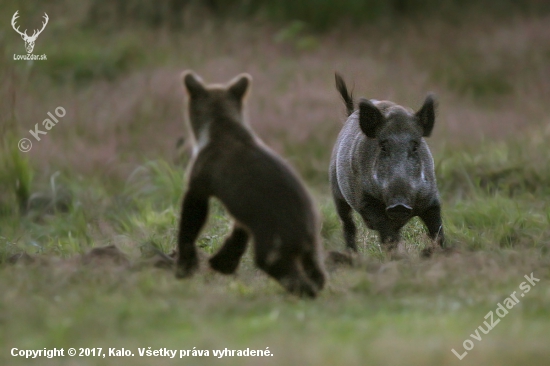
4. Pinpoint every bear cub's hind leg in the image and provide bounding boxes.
[209,224,249,274]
